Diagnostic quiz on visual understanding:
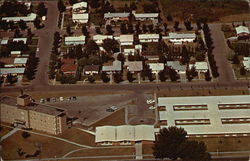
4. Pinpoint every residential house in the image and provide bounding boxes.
[119,35,134,46]
[235,26,250,40]
[65,35,86,45]
[2,13,37,23]
[72,1,87,13]
[166,61,186,72]
[189,61,209,79]
[84,65,100,75]
[72,13,89,24]
[14,58,28,67]
[148,63,164,74]
[93,35,113,45]
[13,38,27,44]
[0,68,25,77]
[133,13,159,23]
[0,95,67,135]
[11,51,22,57]
[123,48,136,55]
[243,57,250,71]
[102,60,122,73]
[1,38,9,45]
[139,34,159,43]
[60,58,77,75]
[163,32,196,45]
[124,61,143,73]
[104,12,130,21]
